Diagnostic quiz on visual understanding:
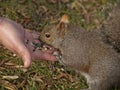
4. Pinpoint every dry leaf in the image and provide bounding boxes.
[41,83,47,90]
[1,80,17,90]
[32,75,44,83]
[0,60,6,66]
[2,75,19,80]
[17,79,26,88]
[55,72,74,82]
[4,62,16,66]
